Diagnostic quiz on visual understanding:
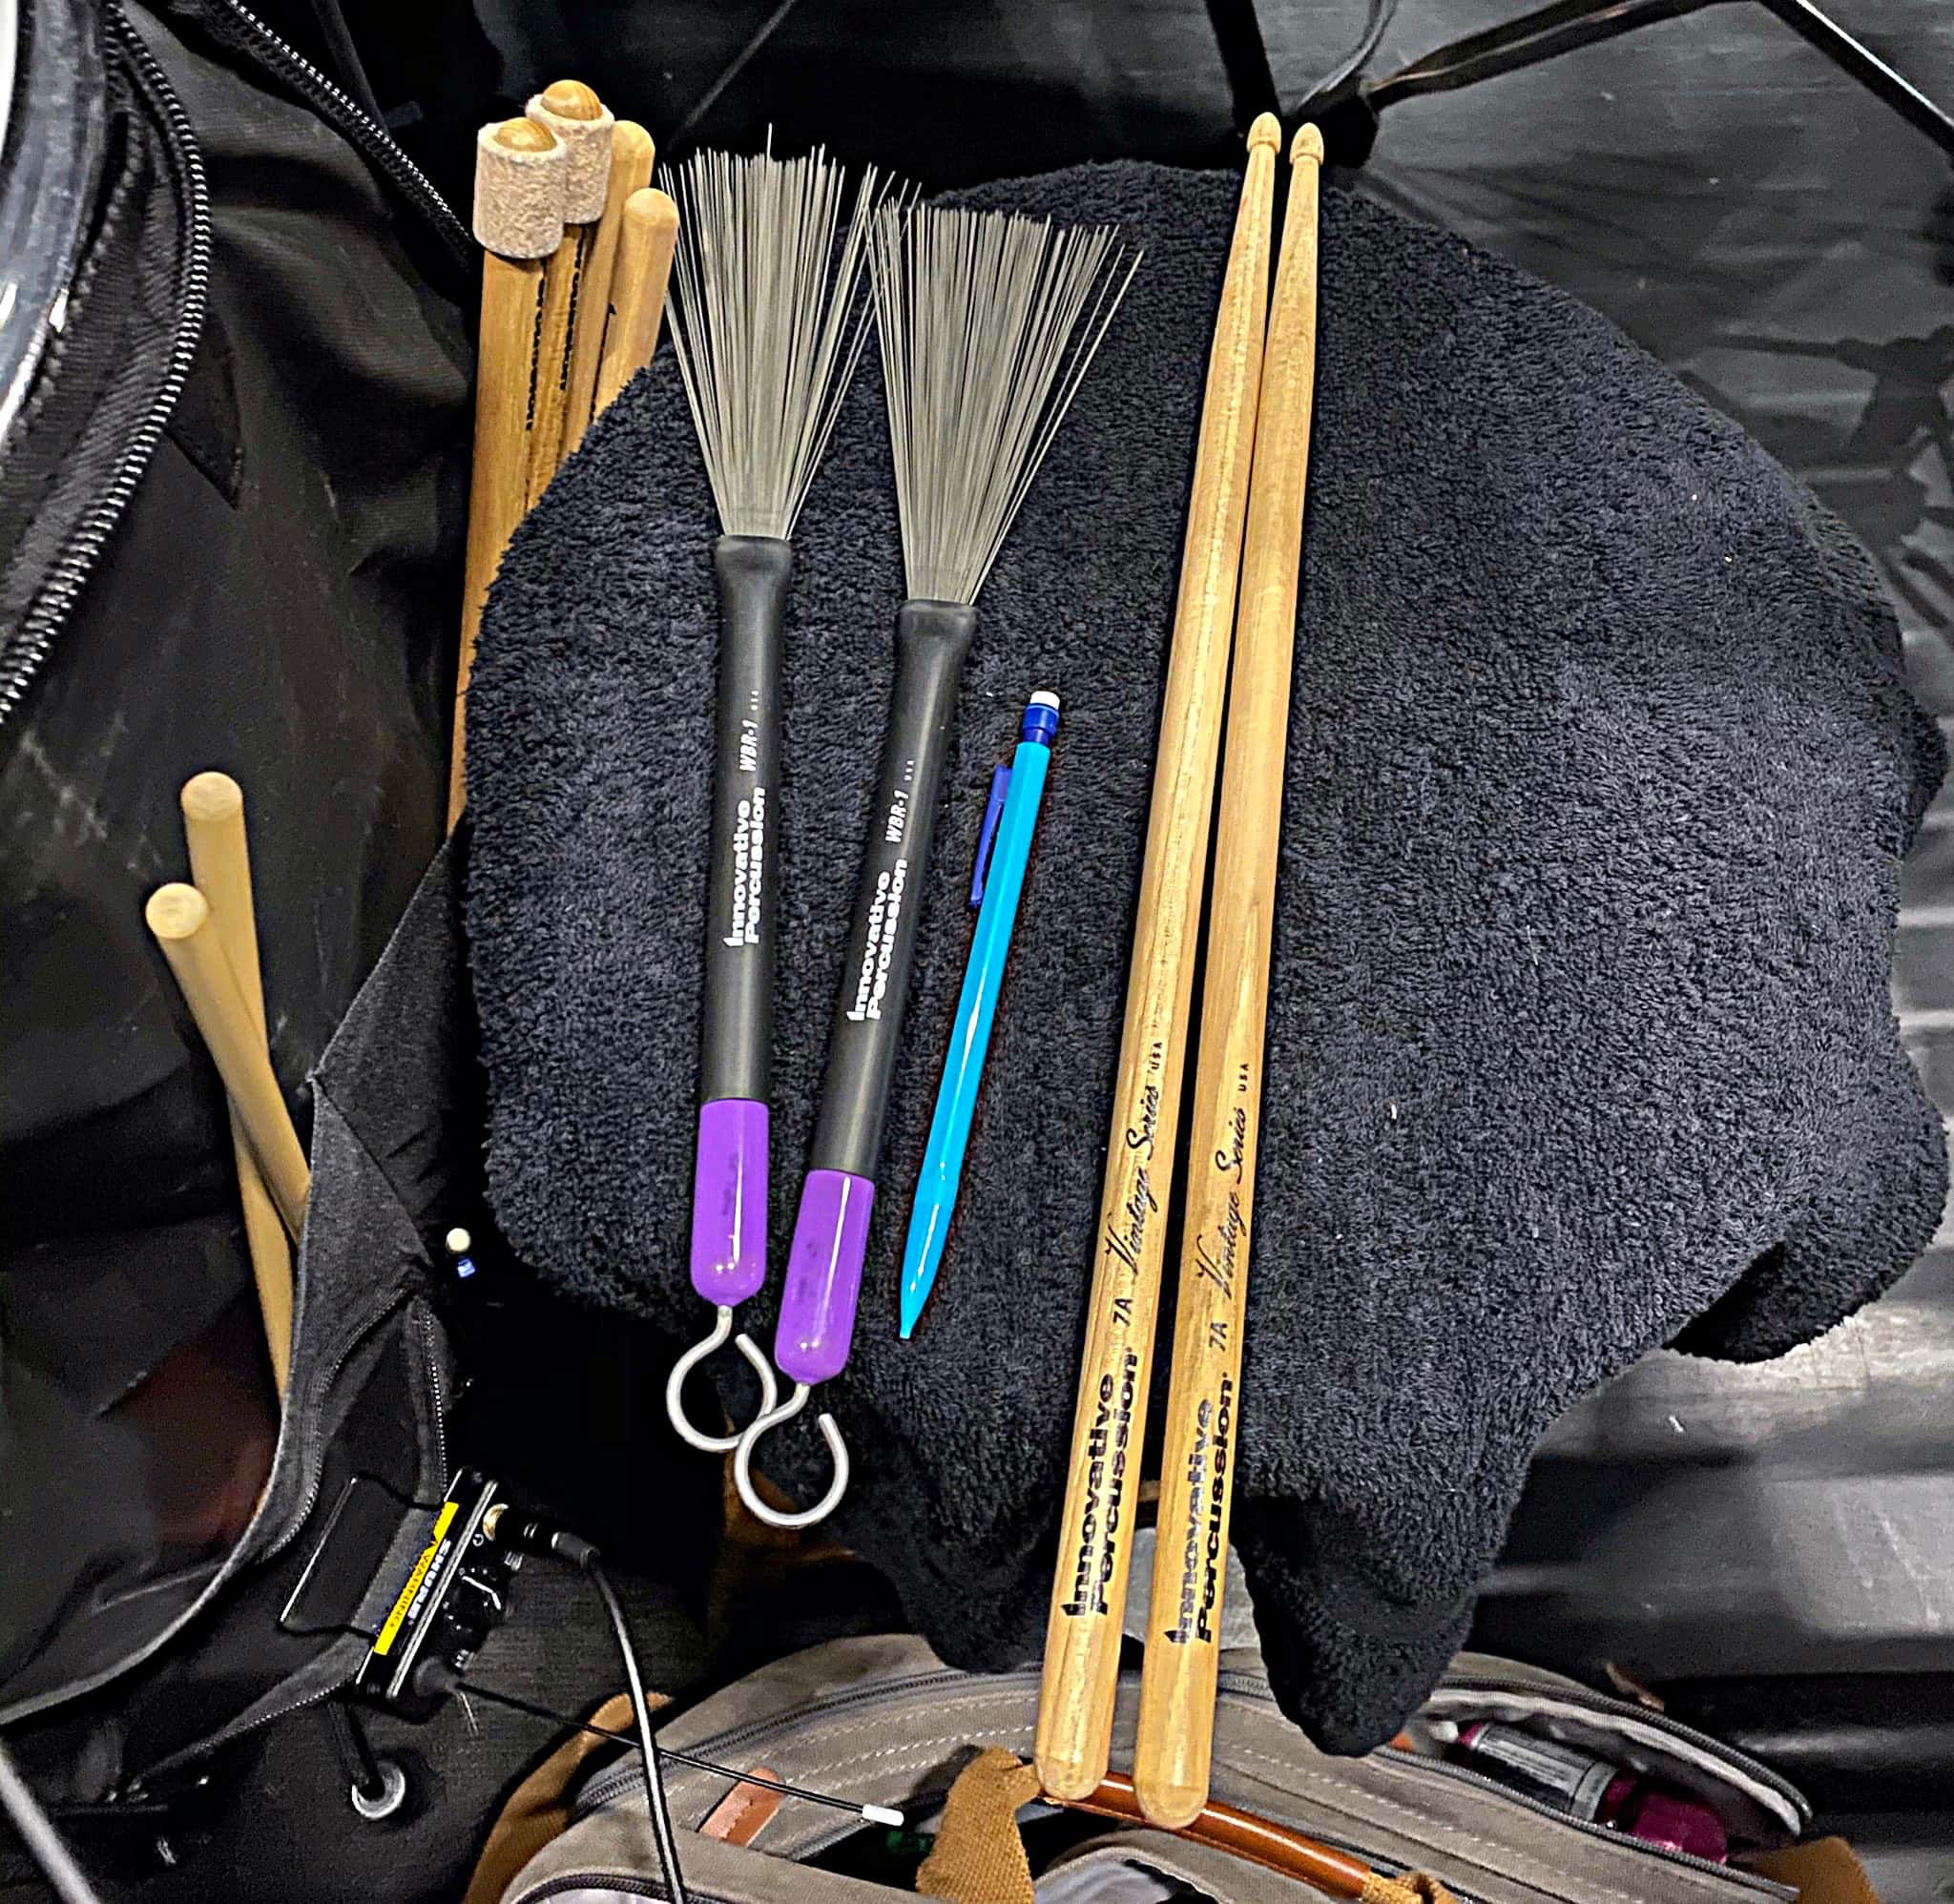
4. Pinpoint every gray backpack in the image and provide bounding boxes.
[500,1636,1812,1904]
